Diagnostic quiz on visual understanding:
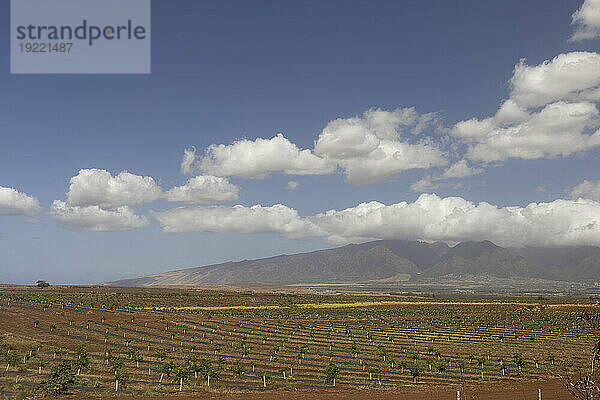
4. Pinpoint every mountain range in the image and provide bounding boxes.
[106,240,600,287]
